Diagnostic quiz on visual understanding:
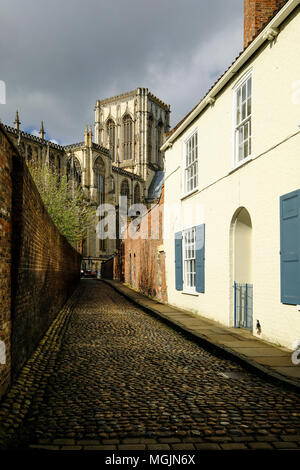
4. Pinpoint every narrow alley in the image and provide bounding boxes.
[0,280,299,451]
